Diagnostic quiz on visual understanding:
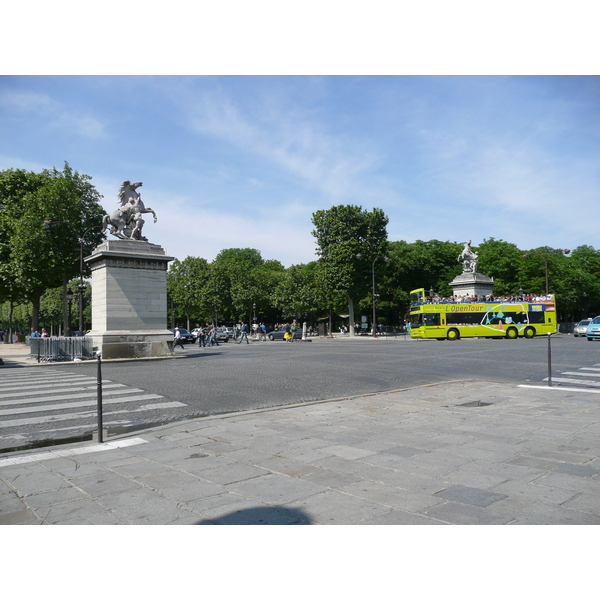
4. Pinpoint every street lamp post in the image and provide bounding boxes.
[356,254,389,337]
